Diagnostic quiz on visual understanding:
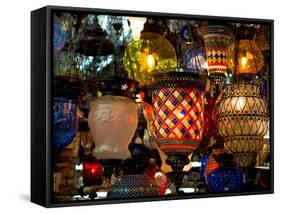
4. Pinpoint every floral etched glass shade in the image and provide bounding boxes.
[88,95,138,159]
[124,32,177,86]
[216,83,269,167]
[228,40,264,75]
[152,72,205,163]
[200,25,232,80]
[53,97,78,150]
